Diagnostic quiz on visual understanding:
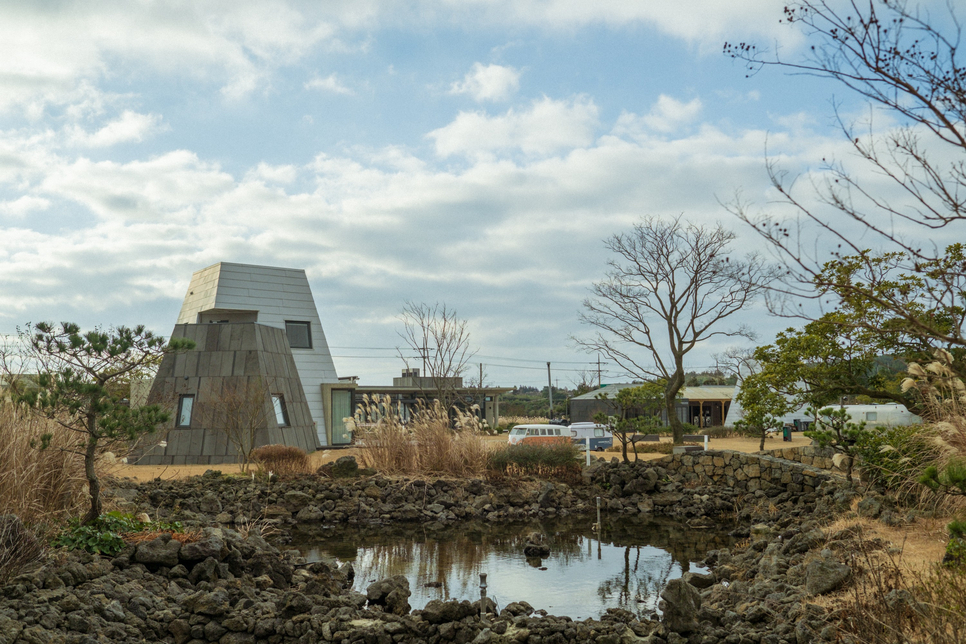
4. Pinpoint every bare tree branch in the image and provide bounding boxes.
[398,302,477,414]
[723,0,966,351]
